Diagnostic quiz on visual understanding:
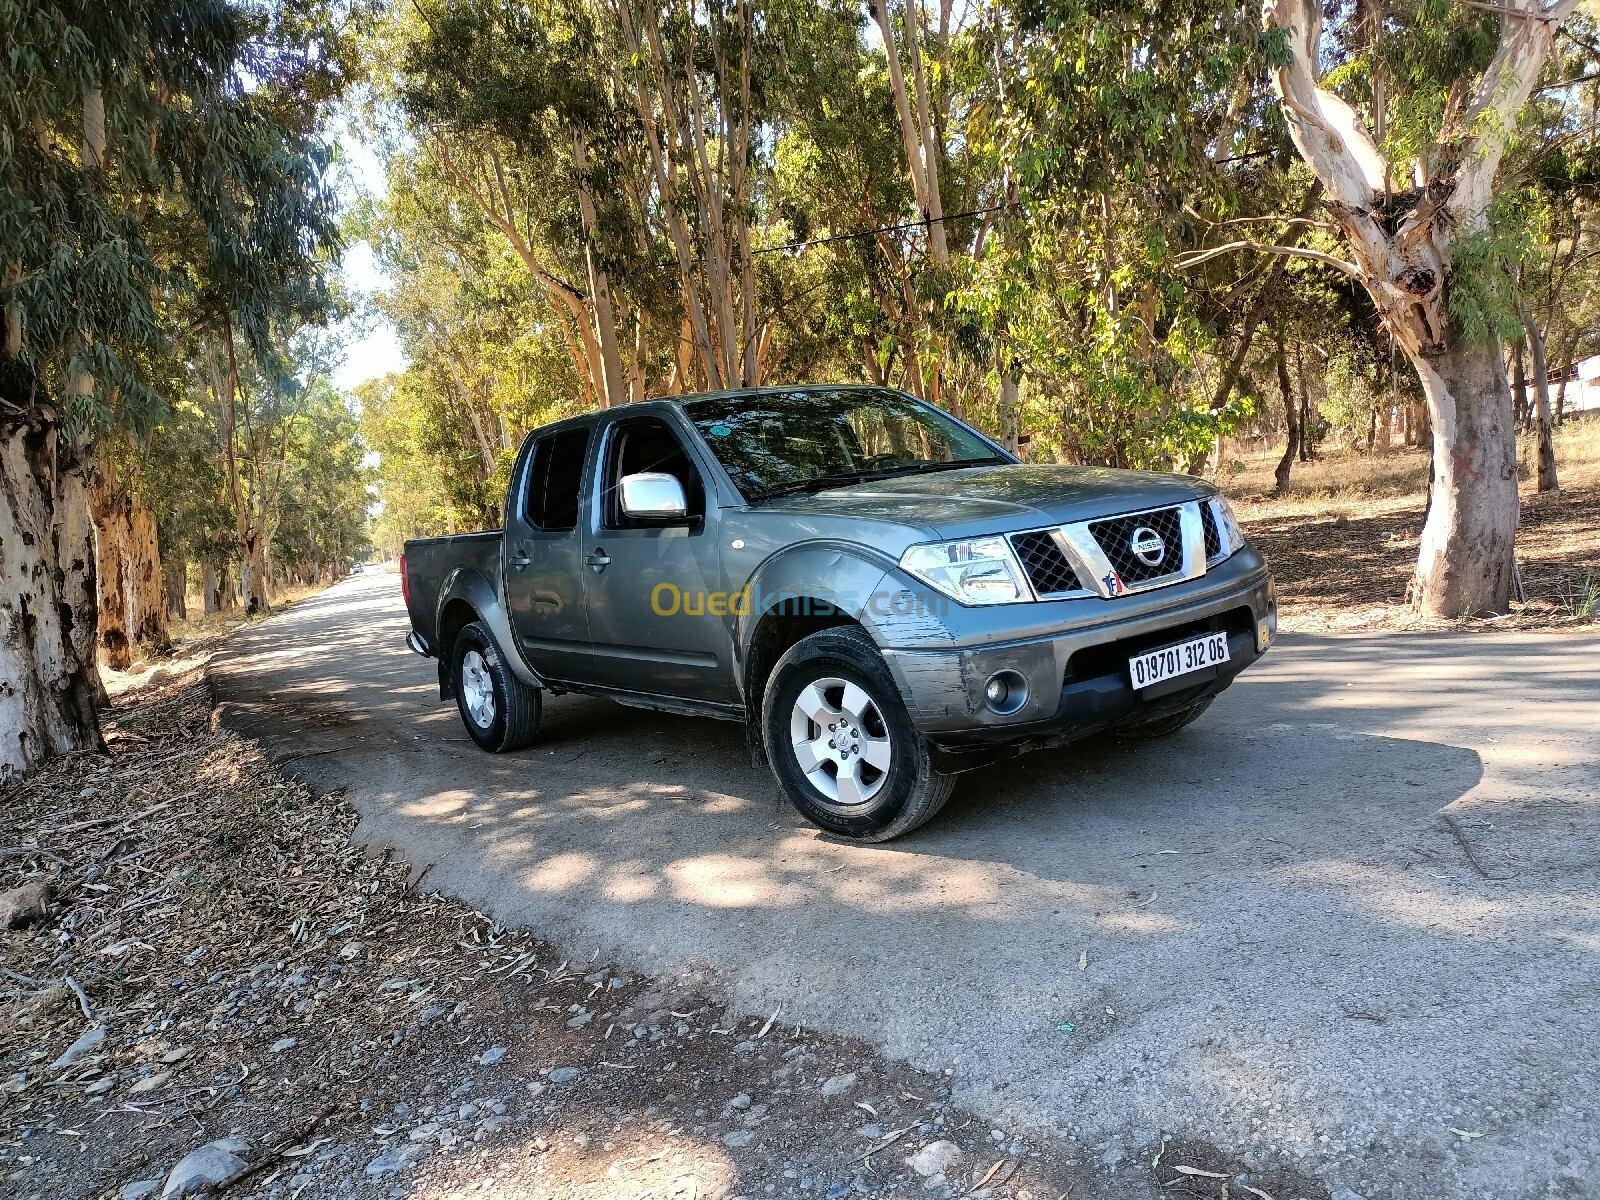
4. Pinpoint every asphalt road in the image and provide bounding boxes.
[212,571,1600,1200]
